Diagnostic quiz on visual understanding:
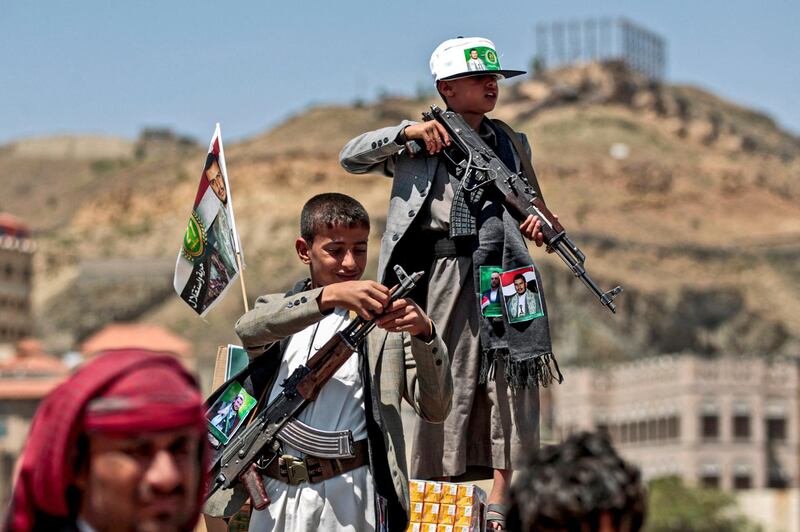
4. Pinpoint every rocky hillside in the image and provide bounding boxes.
[3,61,798,390]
